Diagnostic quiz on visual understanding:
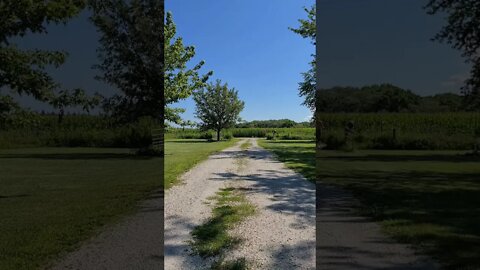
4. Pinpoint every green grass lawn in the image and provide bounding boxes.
[0,147,162,270]
[164,139,238,189]
[318,150,480,269]
[259,140,480,269]
[258,140,315,182]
